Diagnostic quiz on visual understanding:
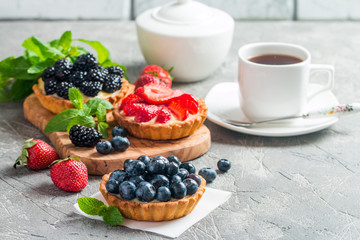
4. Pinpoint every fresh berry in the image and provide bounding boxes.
[141,65,172,88]
[167,155,181,166]
[14,139,59,170]
[56,81,75,99]
[128,175,145,186]
[112,126,127,137]
[106,66,124,78]
[155,106,172,123]
[86,67,106,83]
[44,78,58,95]
[153,155,169,165]
[174,93,199,114]
[68,71,87,87]
[137,155,151,165]
[123,103,160,122]
[179,162,196,174]
[73,53,97,71]
[187,173,202,186]
[166,162,179,176]
[198,168,217,183]
[119,181,137,200]
[149,174,170,189]
[135,83,177,105]
[96,141,112,155]
[42,66,55,81]
[119,94,144,111]
[102,74,122,93]
[170,181,187,199]
[111,136,130,152]
[125,160,146,176]
[106,178,120,194]
[146,159,166,175]
[134,73,166,89]
[69,124,102,147]
[50,158,88,192]
[54,59,73,81]
[217,159,231,172]
[109,169,128,183]
[170,175,182,184]
[183,178,198,195]
[79,80,102,97]
[156,186,171,202]
[178,168,189,180]
[167,100,189,121]
[123,159,133,170]
[135,182,156,202]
